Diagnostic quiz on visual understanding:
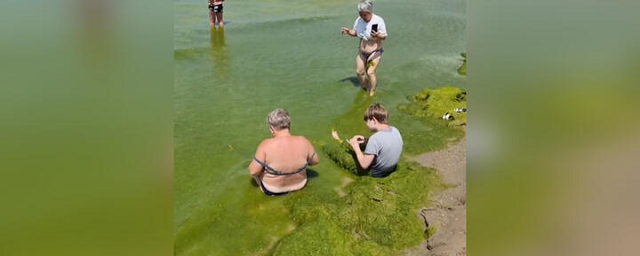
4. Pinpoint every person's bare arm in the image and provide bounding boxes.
[341,27,357,37]
[348,135,375,169]
[248,141,267,177]
[306,139,320,166]
[371,31,386,40]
